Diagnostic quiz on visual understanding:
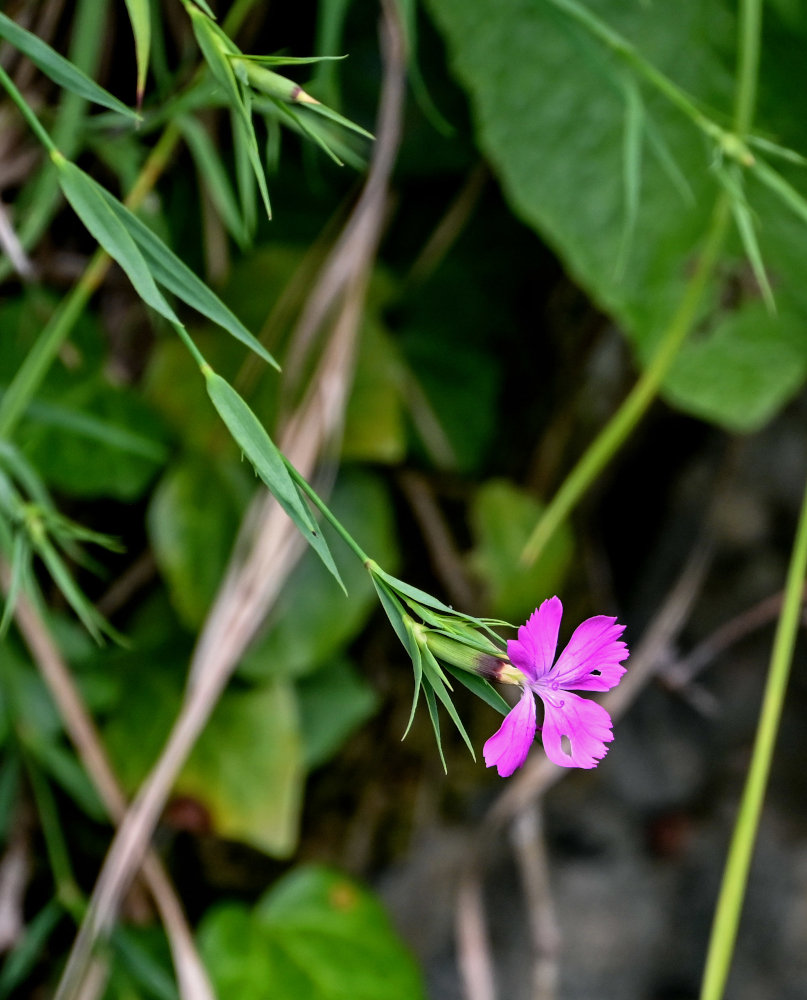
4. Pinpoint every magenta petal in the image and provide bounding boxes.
[550,615,628,692]
[483,689,537,777]
[538,691,614,769]
[507,597,563,683]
